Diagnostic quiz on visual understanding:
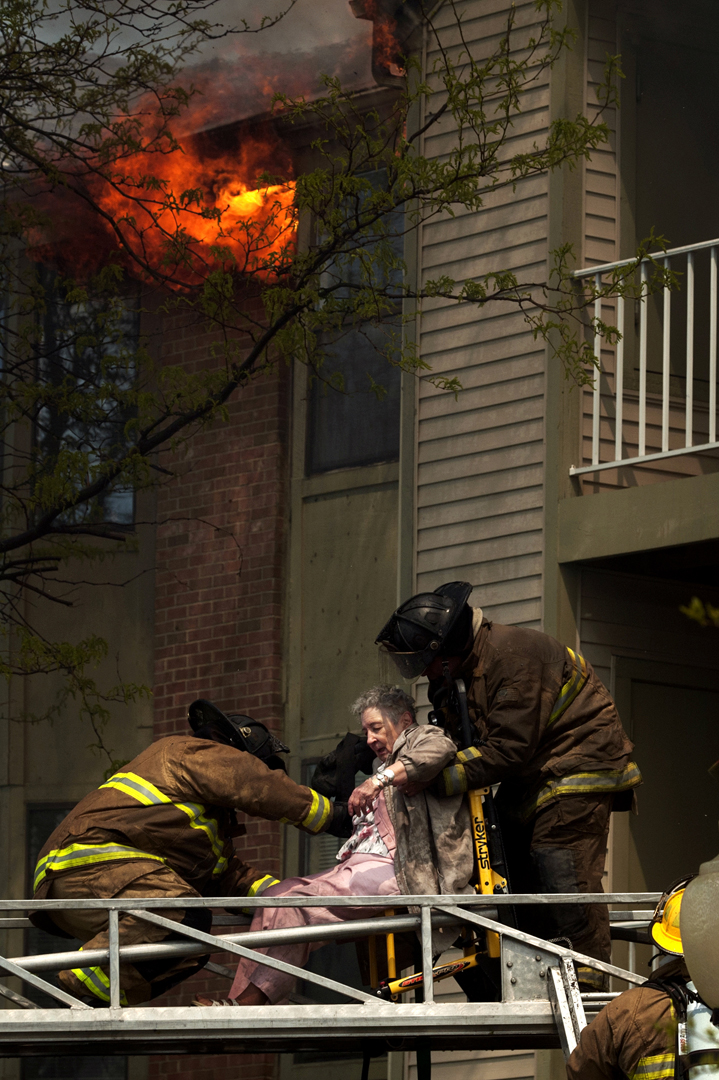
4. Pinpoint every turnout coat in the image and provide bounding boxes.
[430,609,641,820]
[31,735,332,914]
[566,959,689,1080]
